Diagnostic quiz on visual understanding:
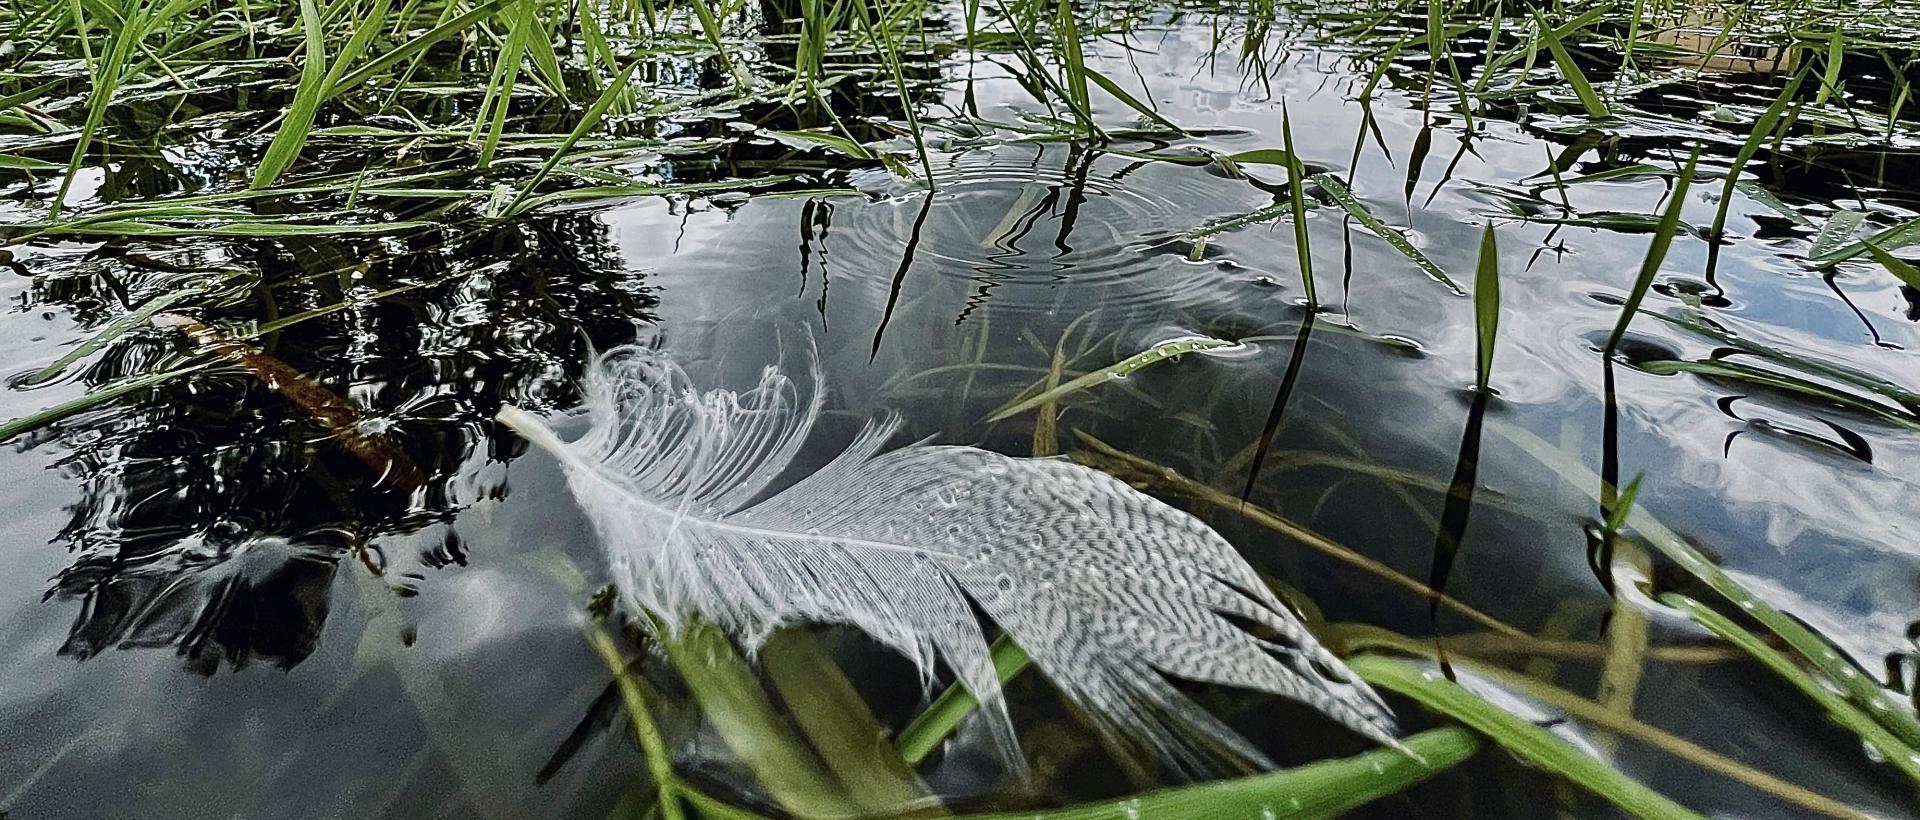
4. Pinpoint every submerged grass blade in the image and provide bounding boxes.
[973,726,1480,820]
[986,335,1236,423]
[1489,421,1920,751]
[0,363,213,444]
[759,631,940,814]
[1663,594,1920,786]
[1350,655,1701,820]
[896,634,1030,765]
